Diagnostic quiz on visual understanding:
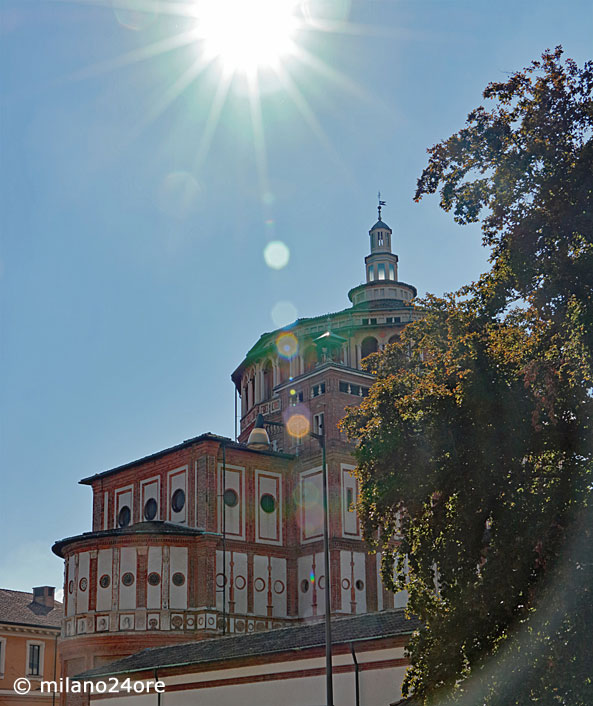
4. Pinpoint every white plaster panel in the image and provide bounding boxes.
[218,465,245,540]
[119,547,137,610]
[253,554,269,617]
[341,465,360,537]
[300,468,323,542]
[77,551,90,614]
[230,552,248,614]
[66,555,76,617]
[96,549,113,612]
[353,551,367,613]
[168,467,187,524]
[147,546,163,610]
[141,477,160,521]
[115,486,133,527]
[255,470,282,545]
[169,546,188,609]
[297,552,325,617]
[217,551,247,614]
[253,555,286,618]
[271,556,286,617]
